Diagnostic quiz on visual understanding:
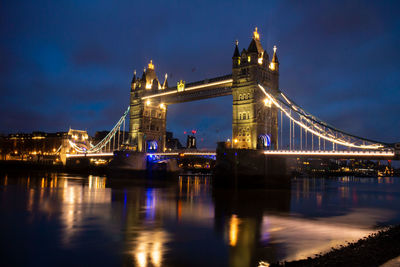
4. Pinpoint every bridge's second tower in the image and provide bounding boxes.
[129,61,168,152]
[232,28,279,149]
